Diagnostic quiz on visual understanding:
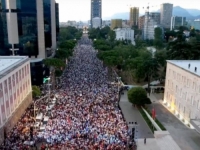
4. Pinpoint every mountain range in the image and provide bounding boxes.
[104,6,200,20]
